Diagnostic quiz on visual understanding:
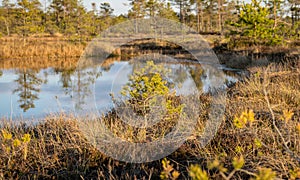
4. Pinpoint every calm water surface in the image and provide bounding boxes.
[0,60,240,120]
